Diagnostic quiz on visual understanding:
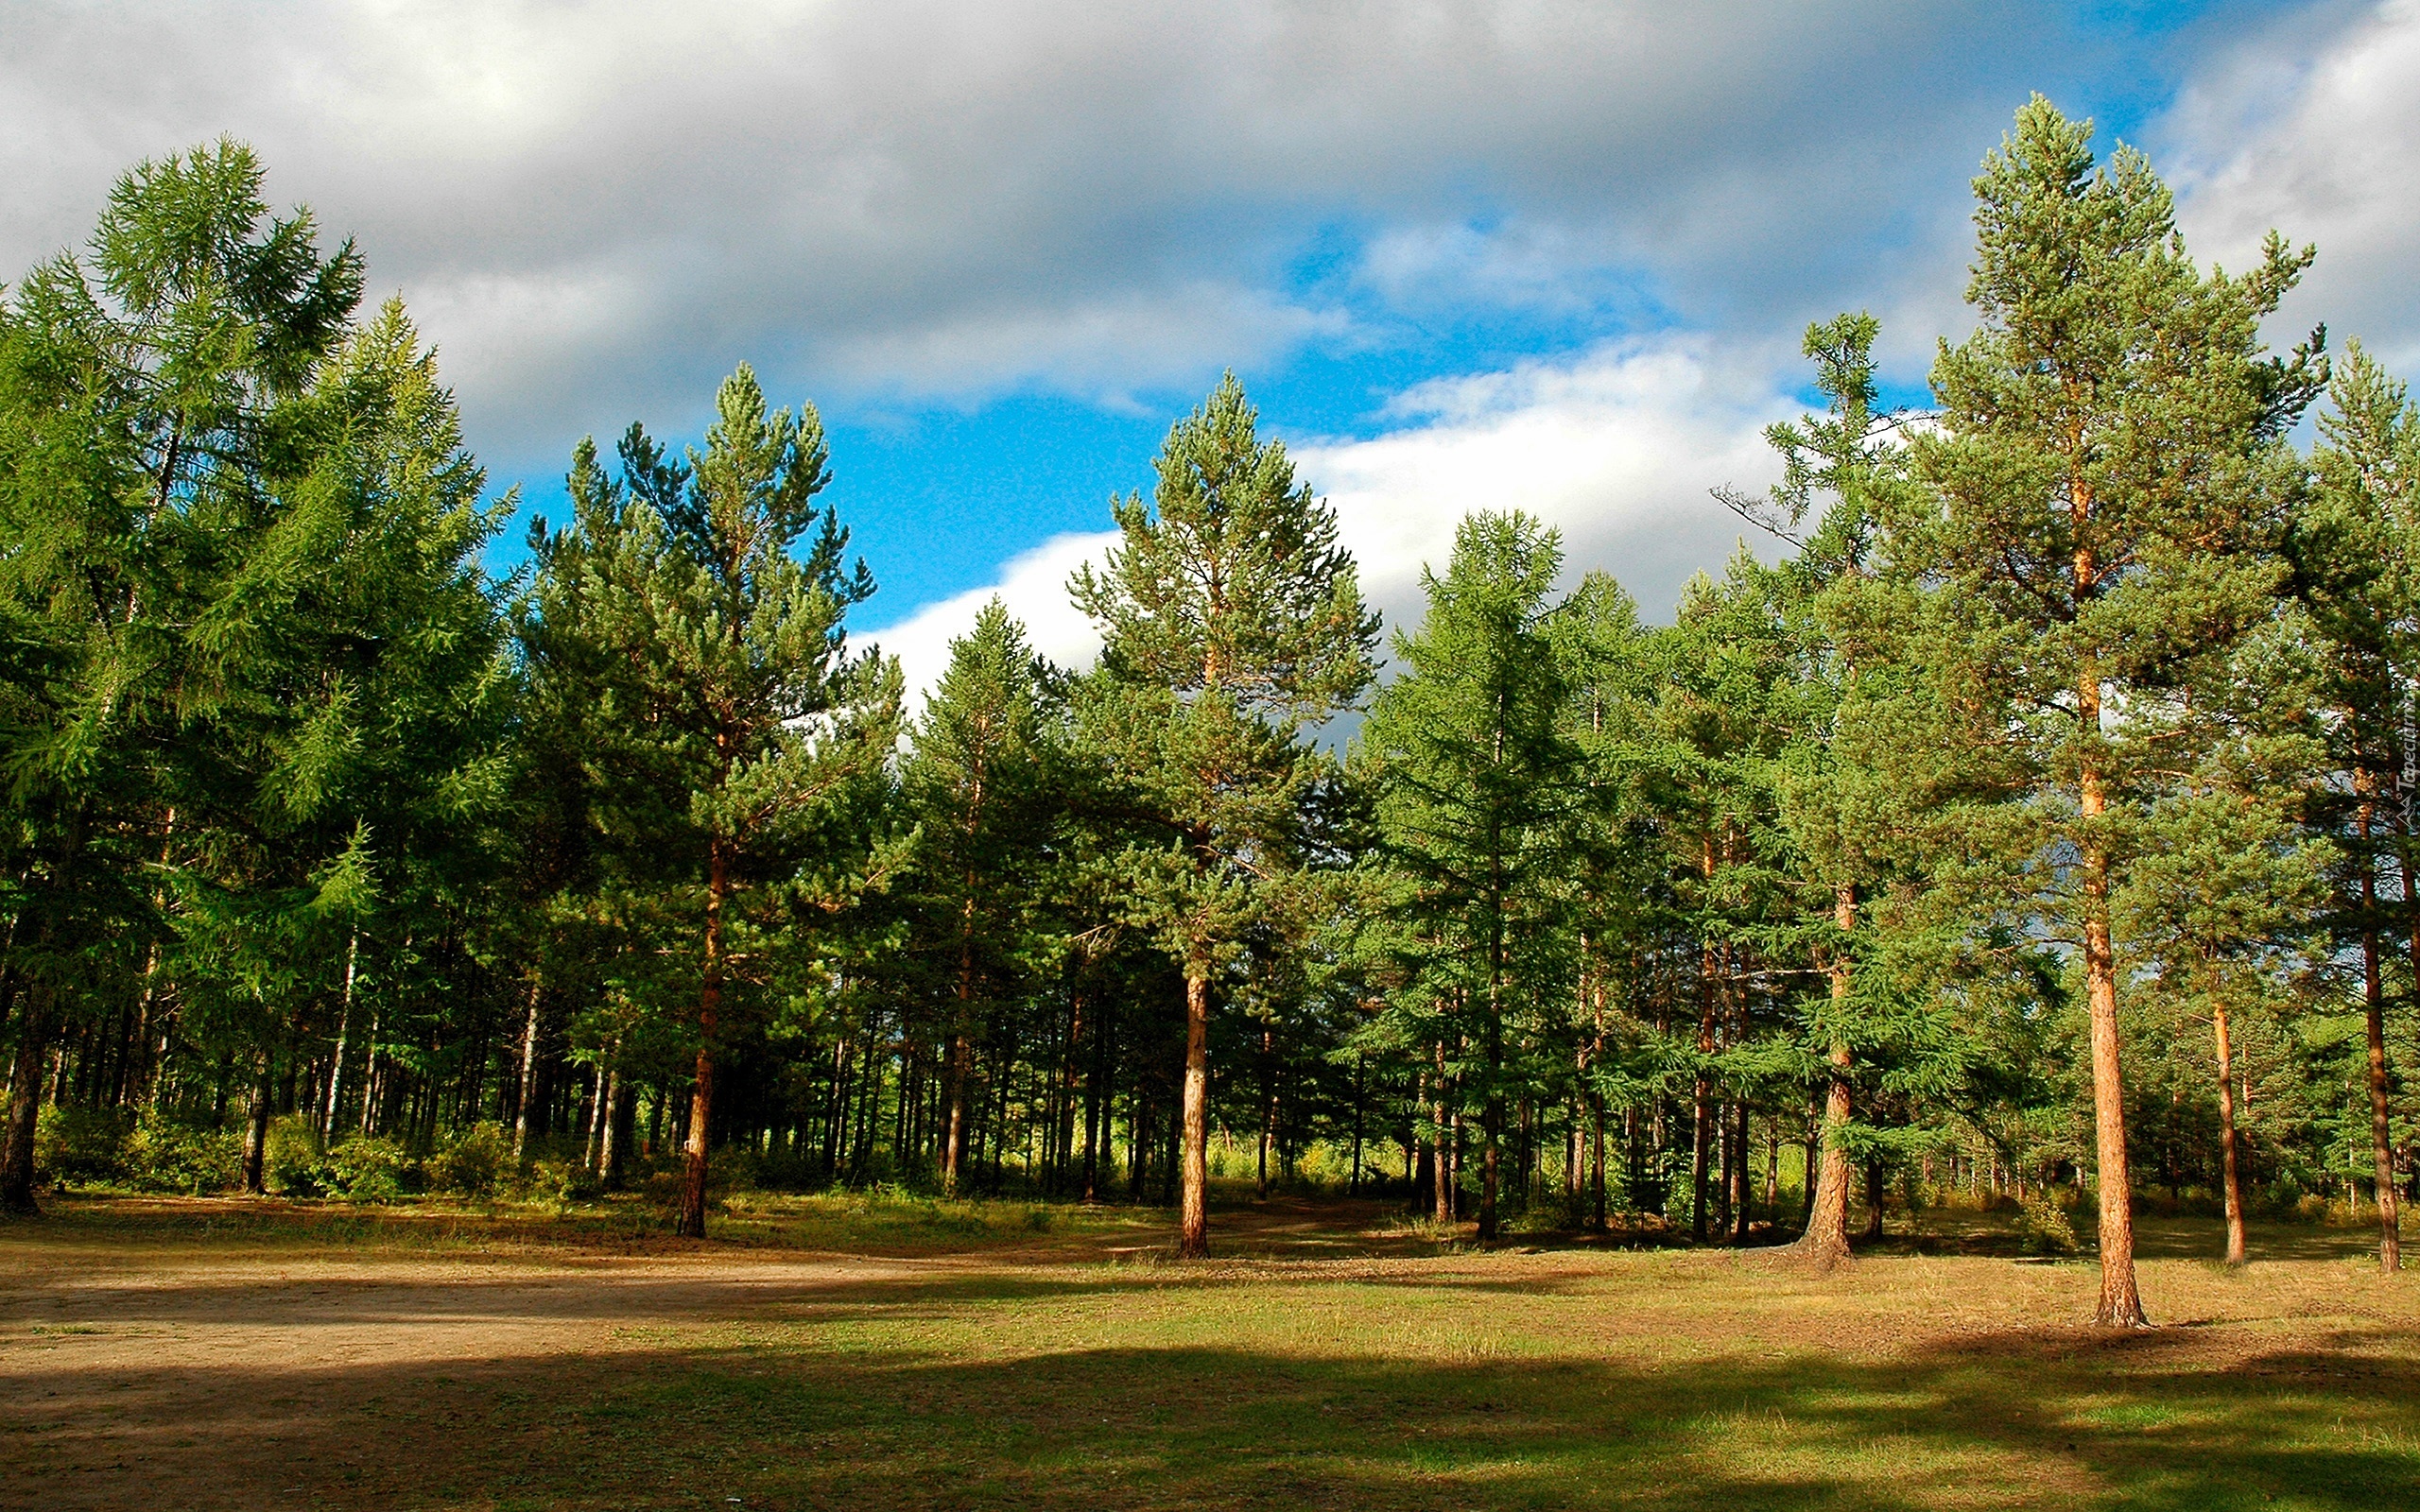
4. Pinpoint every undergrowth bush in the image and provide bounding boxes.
[2016,1191,2079,1255]
[520,1155,600,1206]
[34,1106,130,1186]
[123,1115,241,1194]
[264,1115,325,1195]
[425,1122,509,1197]
[323,1136,414,1202]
